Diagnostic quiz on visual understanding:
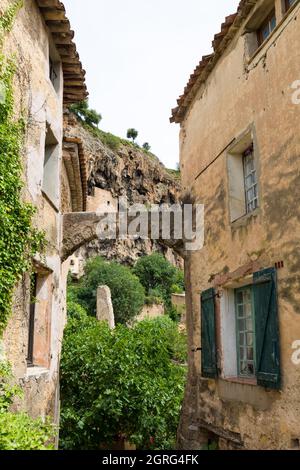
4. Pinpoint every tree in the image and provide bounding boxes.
[142,142,151,152]
[69,256,145,325]
[60,315,187,450]
[127,128,138,143]
[133,253,184,308]
[70,100,102,128]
